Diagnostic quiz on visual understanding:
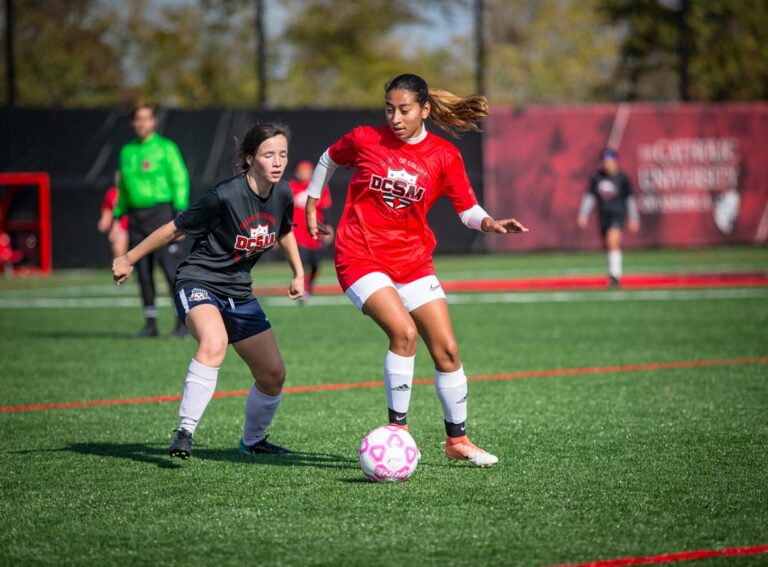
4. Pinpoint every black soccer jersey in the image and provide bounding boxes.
[174,175,294,299]
[587,172,634,218]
